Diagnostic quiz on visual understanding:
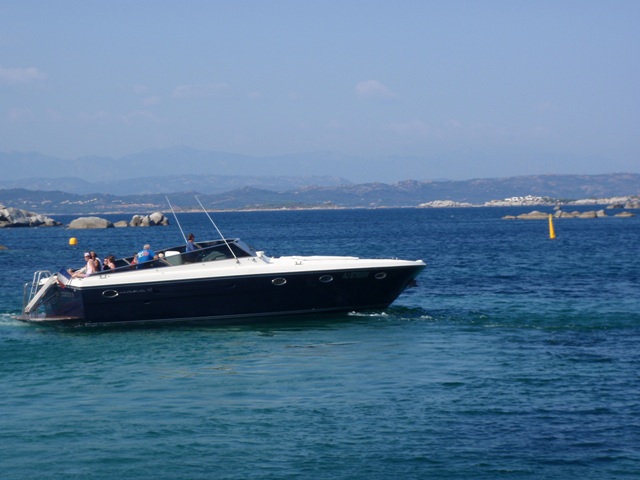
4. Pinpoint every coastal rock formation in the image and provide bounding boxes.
[129,212,169,227]
[505,209,634,220]
[68,217,114,229]
[554,210,581,218]
[615,211,636,218]
[0,204,61,228]
[507,211,549,220]
[66,212,170,229]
